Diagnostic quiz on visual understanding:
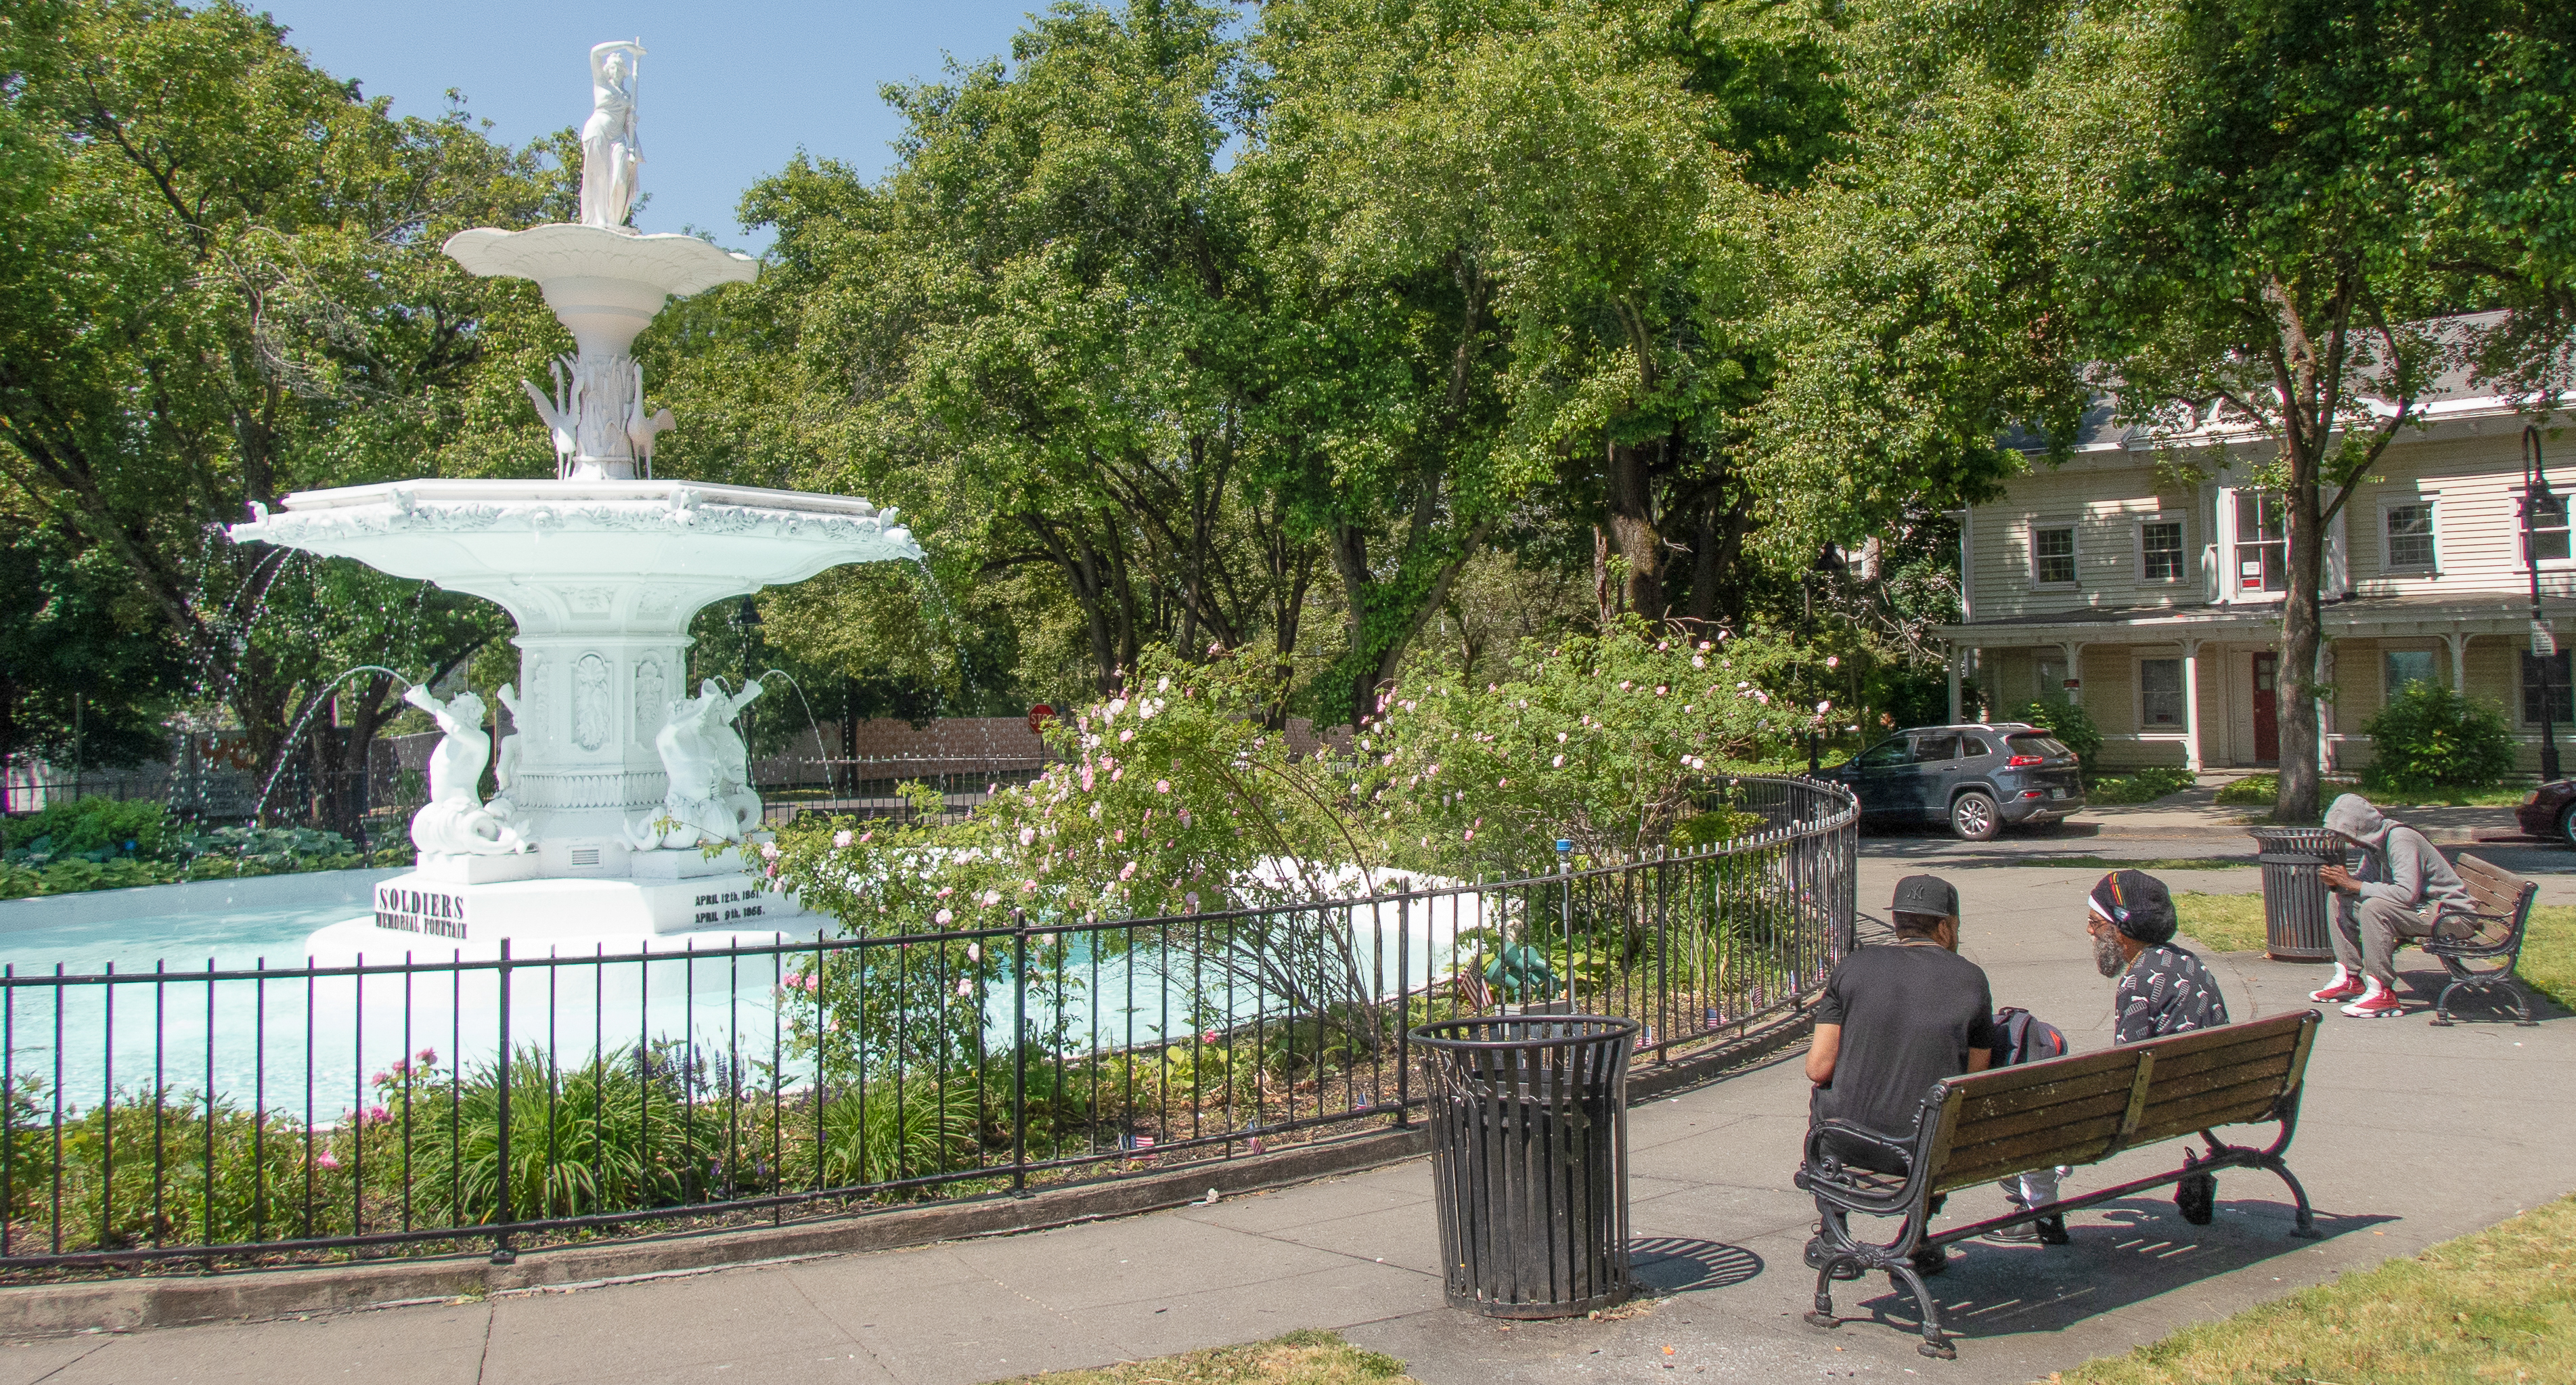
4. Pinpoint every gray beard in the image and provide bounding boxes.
[2093,930,2129,977]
